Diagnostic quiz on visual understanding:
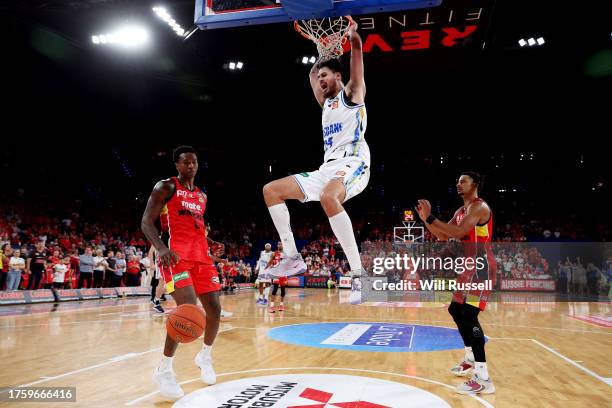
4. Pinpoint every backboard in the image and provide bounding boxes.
[195,0,443,30]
